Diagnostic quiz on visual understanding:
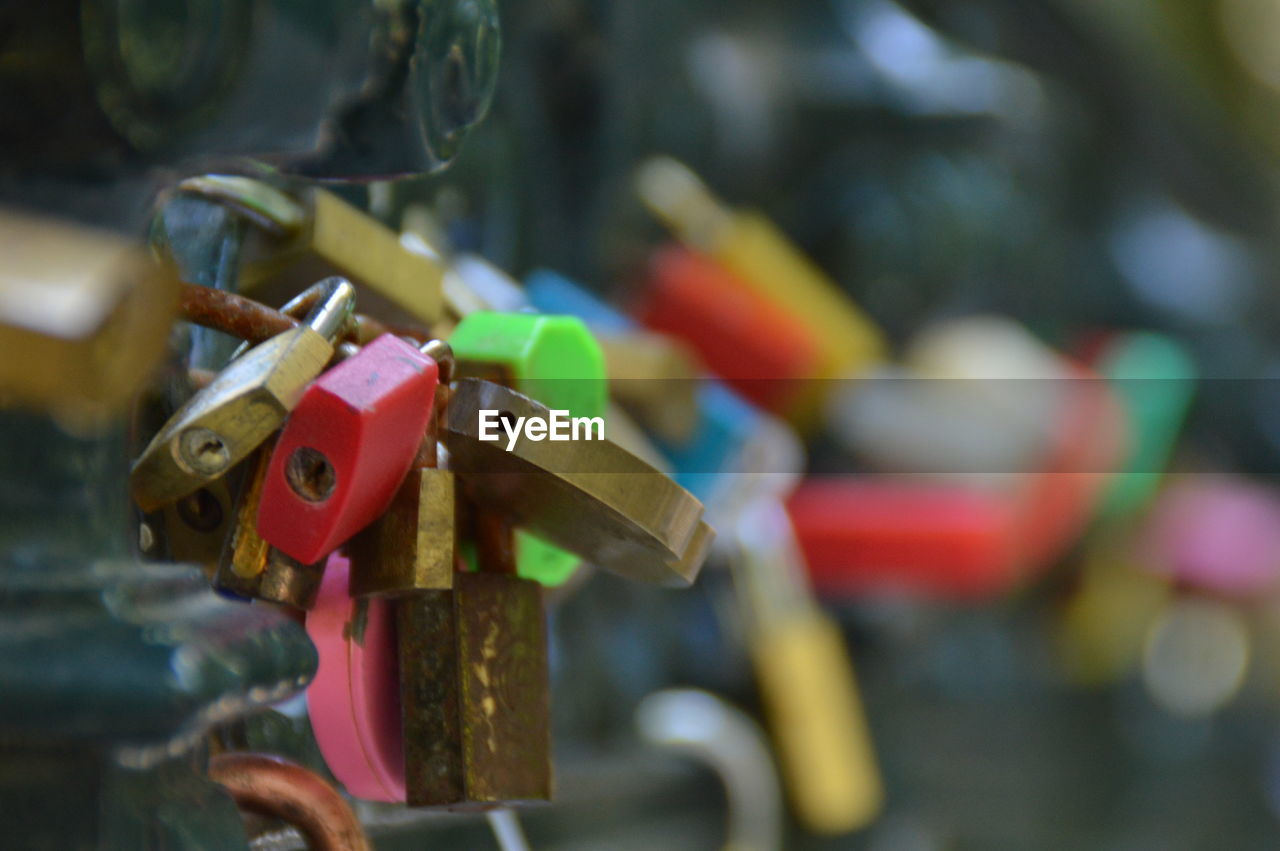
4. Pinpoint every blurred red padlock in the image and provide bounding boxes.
[636,244,824,413]
[1012,364,1126,571]
[788,479,1020,599]
[790,367,1125,599]
[258,333,439,564]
